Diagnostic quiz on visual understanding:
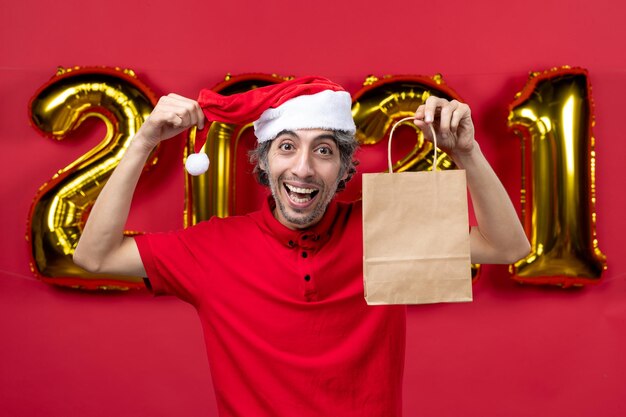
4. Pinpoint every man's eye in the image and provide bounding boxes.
[317,146,332,155]
[279,143,293,151]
